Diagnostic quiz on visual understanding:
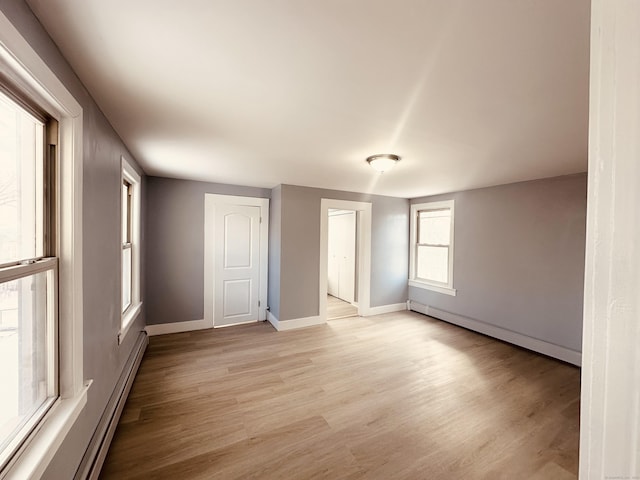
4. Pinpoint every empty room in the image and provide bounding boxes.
[0,1,638,479]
